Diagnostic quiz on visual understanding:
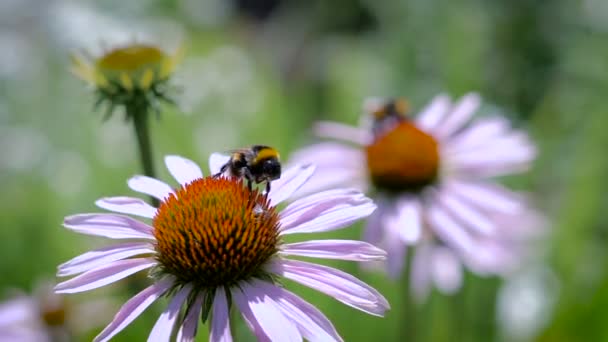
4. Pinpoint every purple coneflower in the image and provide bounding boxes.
[288,93,539,301]
[0,281,113,342]
[55,154,389,341]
